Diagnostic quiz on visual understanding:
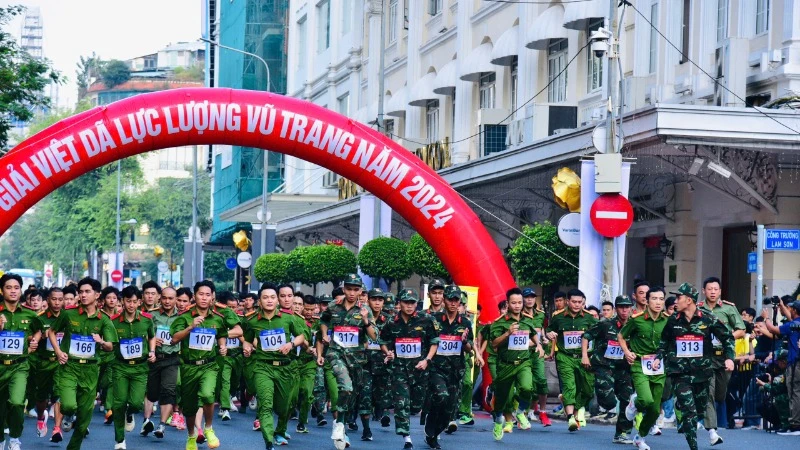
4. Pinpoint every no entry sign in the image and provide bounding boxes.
[590,194,633,238]
[111,270,123,283]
